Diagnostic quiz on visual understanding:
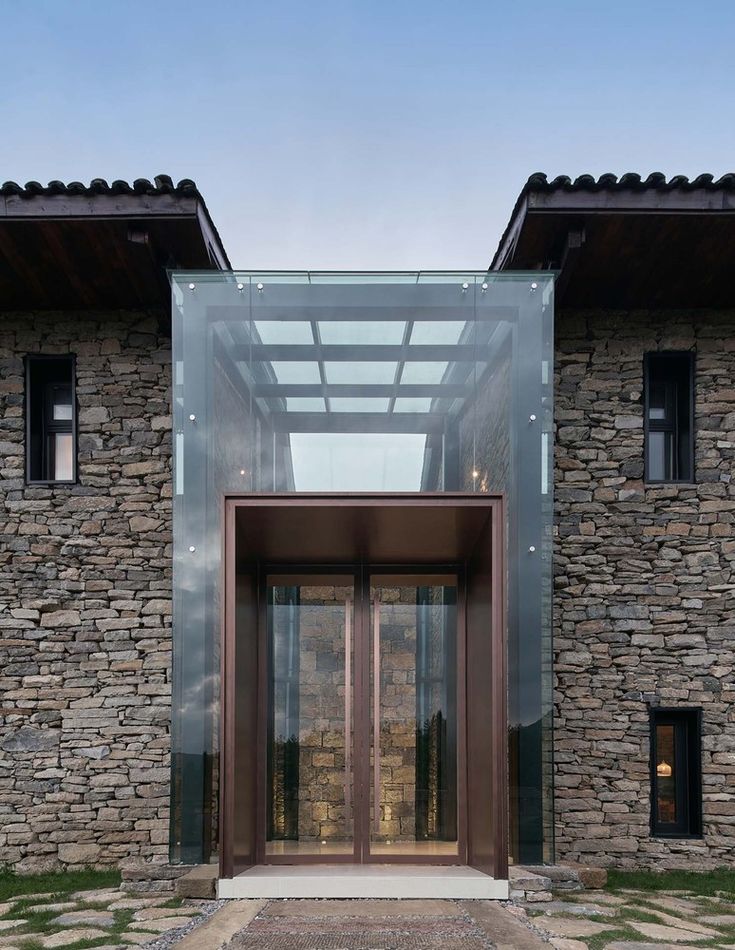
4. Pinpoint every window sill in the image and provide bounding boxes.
[644,481,697,487]
[26,479,77,487]
[651,832,703,840]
